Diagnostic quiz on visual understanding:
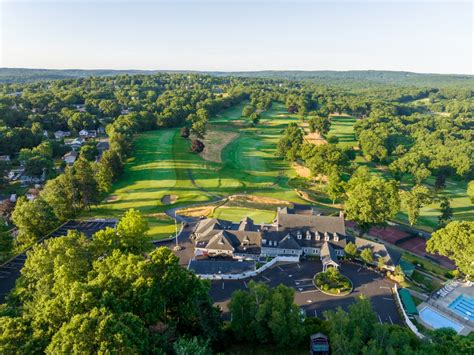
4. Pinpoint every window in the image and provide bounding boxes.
[262,239,266,245]
[324,233,330,241]
[334,234,339,242]
[316,234,320,241]
[306,231,311,240]
[297,234,302,240]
